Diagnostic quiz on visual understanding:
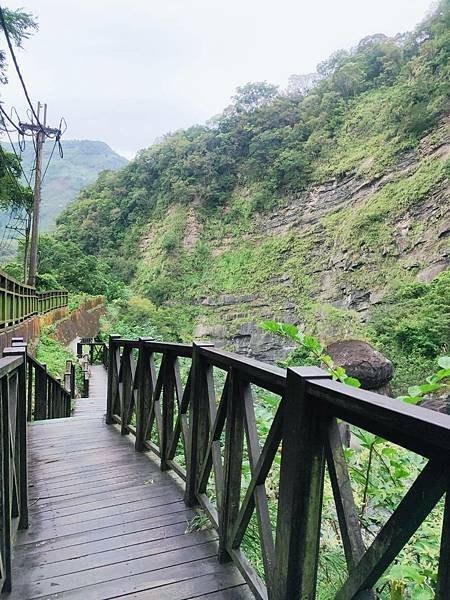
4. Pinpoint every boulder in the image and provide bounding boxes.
[325,339,393,391]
